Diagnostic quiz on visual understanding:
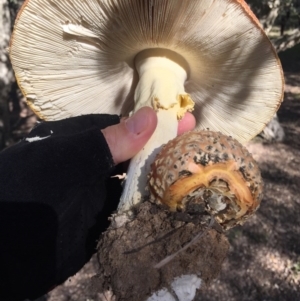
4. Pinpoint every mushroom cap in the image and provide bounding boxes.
[10,0,283,143]
[148,130,263,230]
